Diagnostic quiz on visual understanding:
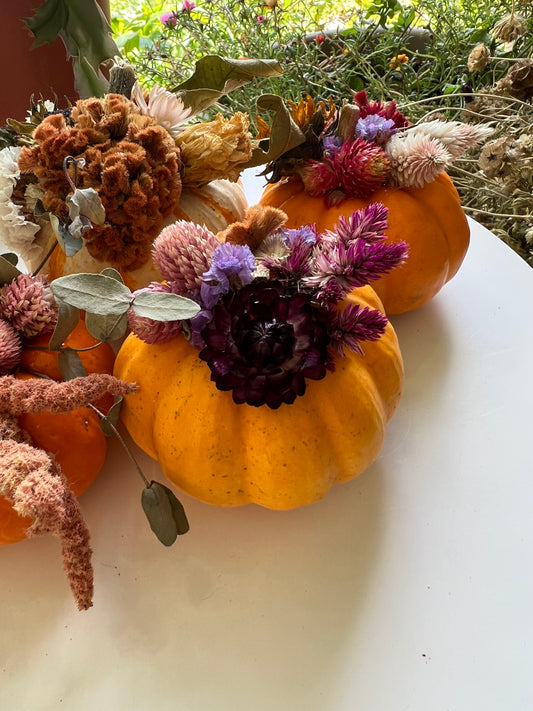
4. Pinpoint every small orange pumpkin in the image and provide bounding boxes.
[0,321,114,545]
[113,285,403,511]
[260,173,470,314]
